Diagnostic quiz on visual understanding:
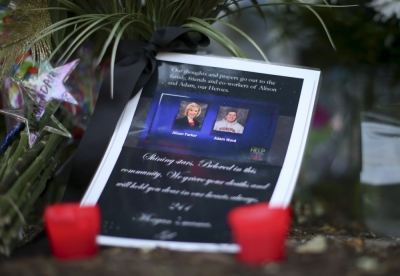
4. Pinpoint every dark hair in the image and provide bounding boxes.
[226,110,237,116]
